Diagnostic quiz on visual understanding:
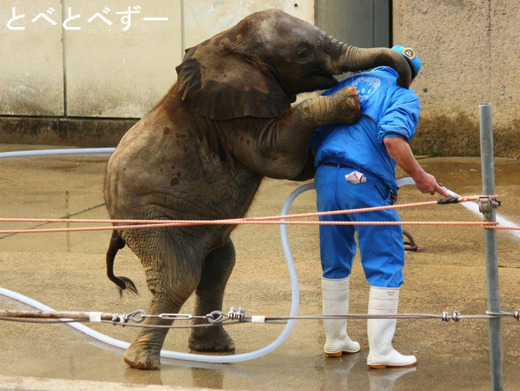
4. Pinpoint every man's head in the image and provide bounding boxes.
[391,45,421,80]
